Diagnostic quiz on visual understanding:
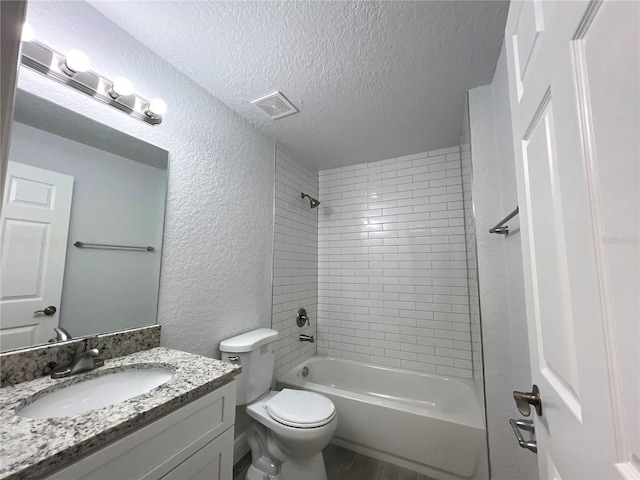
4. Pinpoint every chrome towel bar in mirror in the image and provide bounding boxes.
[73,241,155,252]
